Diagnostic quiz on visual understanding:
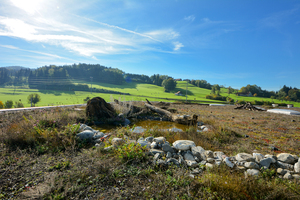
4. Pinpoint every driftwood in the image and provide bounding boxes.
[86,97,115,120]
[114,99,146,118]
[234,102,266,111]
[145,103,198,125]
